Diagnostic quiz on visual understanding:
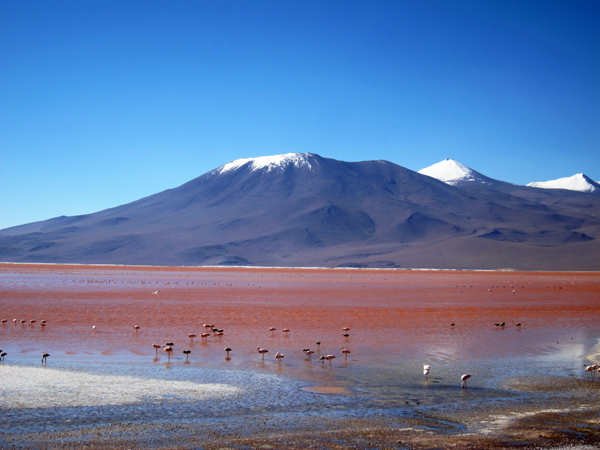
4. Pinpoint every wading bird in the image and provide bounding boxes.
[257,347,268,360]
[325,355,336,365]
[1,352,7,361]
[341,348,351,359]
[152,344,161,355]
[188,334,196,343]
[164,346,173,362]
[584,364,599,380]
[275,352,284,363]
[42,353,49,364]
[224,347,232,358]
[183,349,191,362]
[423,364,431,379]
[461,374,471,389]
